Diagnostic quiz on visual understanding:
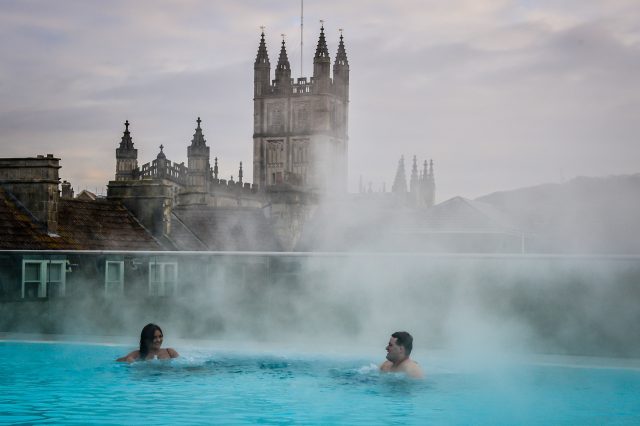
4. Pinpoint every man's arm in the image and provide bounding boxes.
[380,360,393,372]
